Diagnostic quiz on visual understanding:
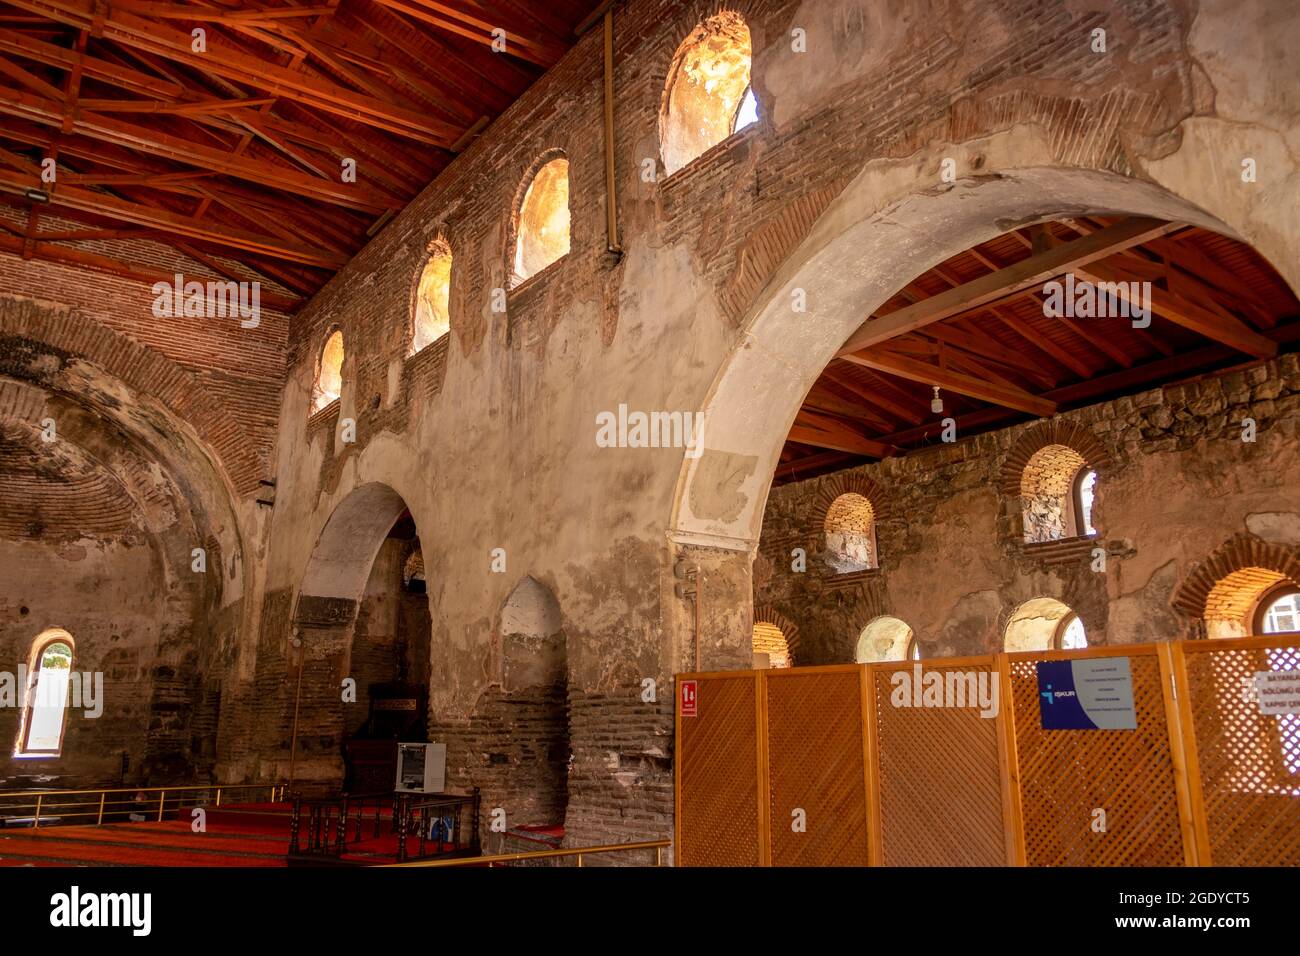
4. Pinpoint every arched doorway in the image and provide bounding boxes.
[290,482,432,791]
